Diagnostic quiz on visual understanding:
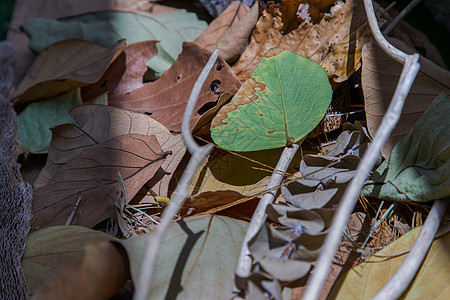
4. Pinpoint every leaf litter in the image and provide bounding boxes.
[5,0,448,298]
